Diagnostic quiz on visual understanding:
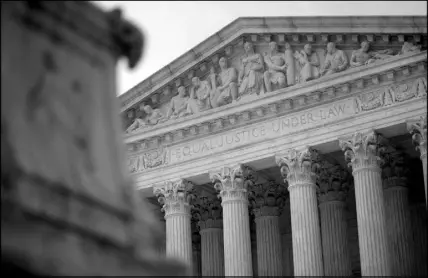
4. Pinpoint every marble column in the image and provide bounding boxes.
[199,219,224,276]
[153,179,194,273]
[281,233,294,276]
[410,203,427,276]
[279,198,294,276]
[407,115,427,206]
[346,187,361,276]
[195,196,224,277]
[382,152,414,276]
[250,221,259,277]
[210,165,253,276]
[275,148,324,276]
[339,130,391,276]
[191,222,202,277]
[250,181,285,276]
[318,162,352,276]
